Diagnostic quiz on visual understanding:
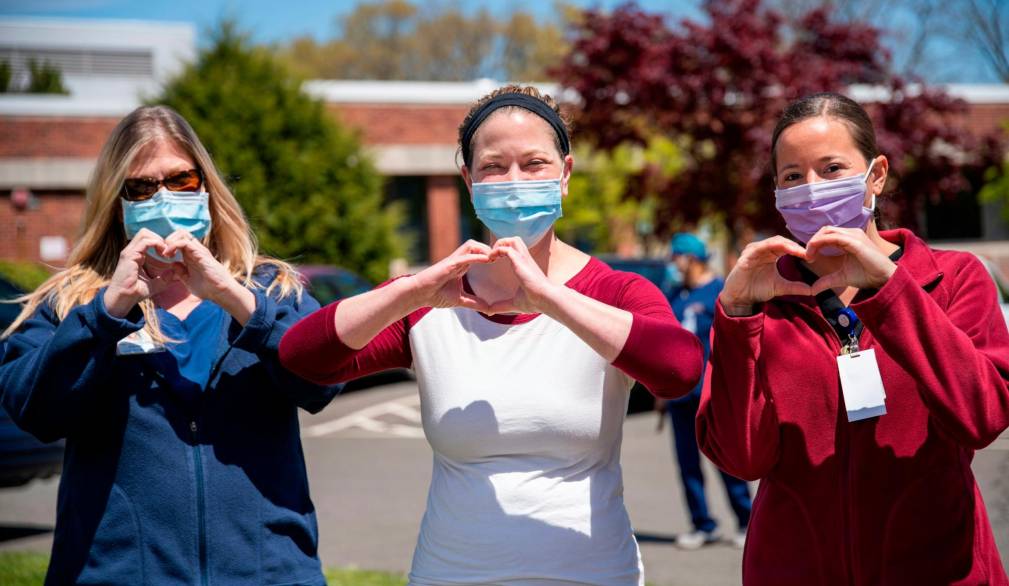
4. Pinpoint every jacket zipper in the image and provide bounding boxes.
[190,419,209,586]
[798,304,856,585]
[191,341,232,586]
